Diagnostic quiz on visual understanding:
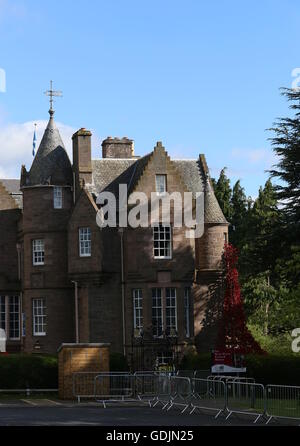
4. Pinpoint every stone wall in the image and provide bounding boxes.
[58,343,110,400]
[102,137,134,159]
[22,186,74,353]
